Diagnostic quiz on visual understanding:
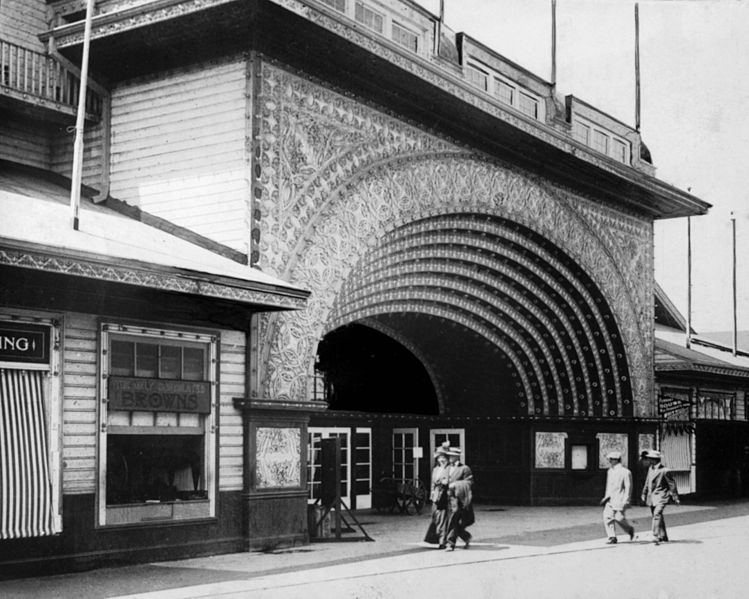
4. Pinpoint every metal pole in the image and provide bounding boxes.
[69,0,95,230]
[551,0,557,87]
[686,216,692,348]
[635,3,641,131]
[732,213,738,356]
